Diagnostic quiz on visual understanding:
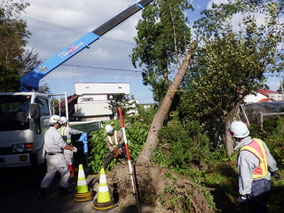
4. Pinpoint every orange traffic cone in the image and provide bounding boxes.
[73,164,93,202]
[93,168,115,211]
